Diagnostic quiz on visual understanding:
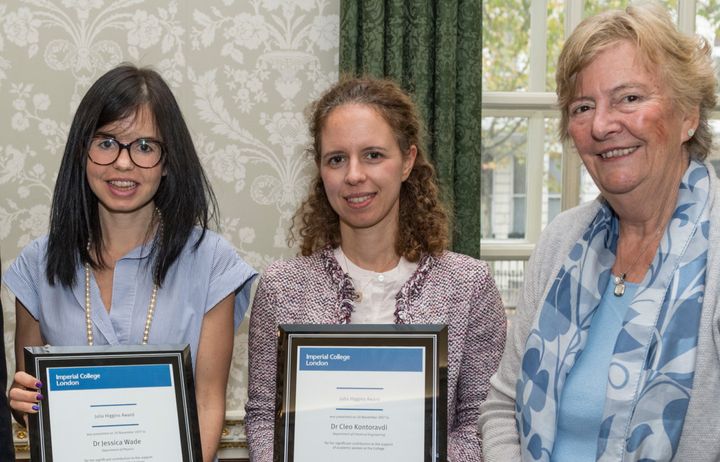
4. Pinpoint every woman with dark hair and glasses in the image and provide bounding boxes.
[2,64,256,462]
